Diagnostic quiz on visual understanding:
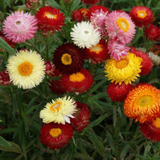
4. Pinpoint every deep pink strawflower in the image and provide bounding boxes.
[105,11,136,44]
[3,11,38,43]
[108,39,129,60]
